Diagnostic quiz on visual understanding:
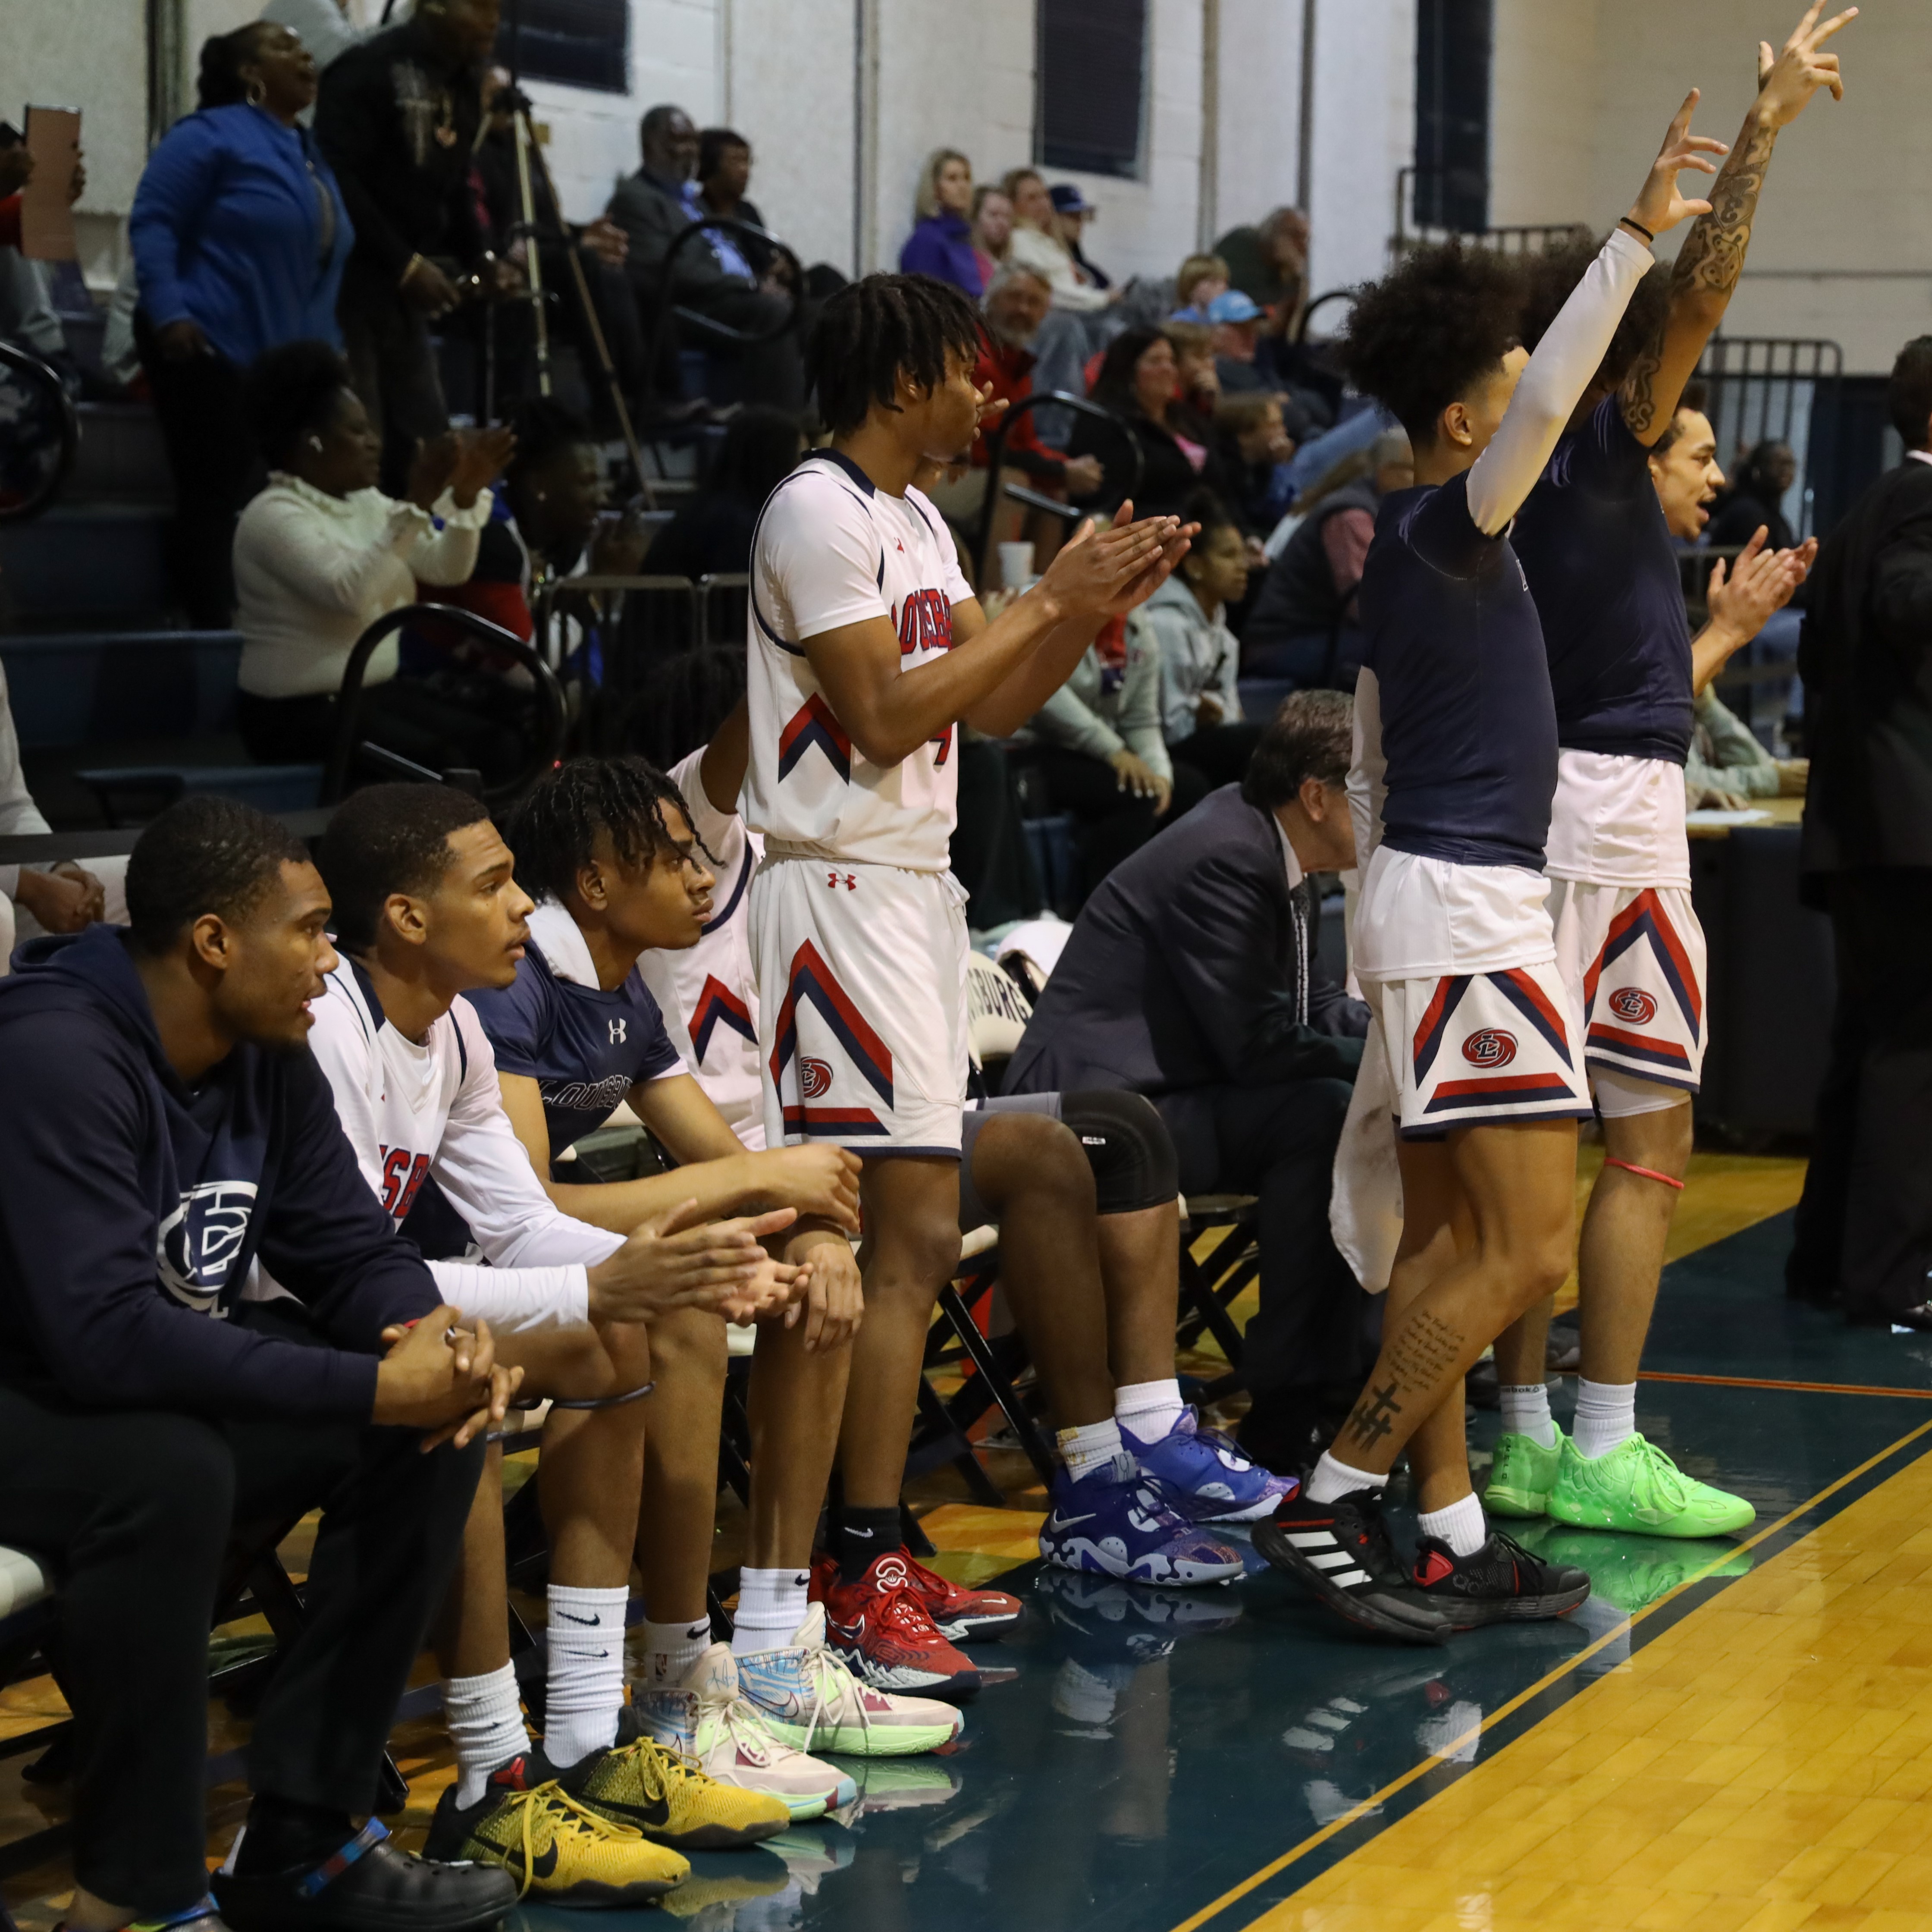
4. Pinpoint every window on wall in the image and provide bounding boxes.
[1413,0,1493,232]
[496,0,629,95]
[1037,0,1147,180]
